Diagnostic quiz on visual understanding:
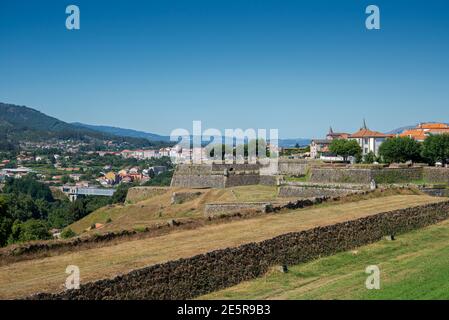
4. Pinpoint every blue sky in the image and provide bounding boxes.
[1,0,449,138]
